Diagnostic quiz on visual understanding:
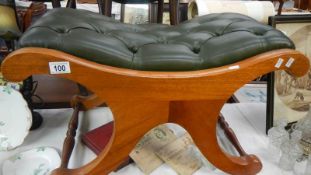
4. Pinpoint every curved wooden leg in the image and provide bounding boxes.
[52,100,169,175]
[169,100,262,175]
[104,0,112,17]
